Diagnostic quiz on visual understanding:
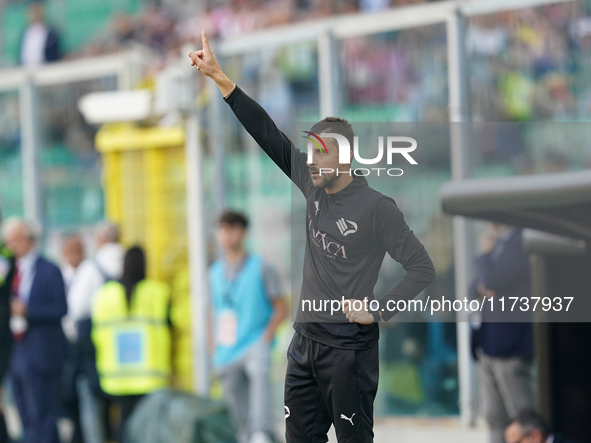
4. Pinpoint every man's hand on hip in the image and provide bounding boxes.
[342,297,375,325]
[188,30,235,96]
